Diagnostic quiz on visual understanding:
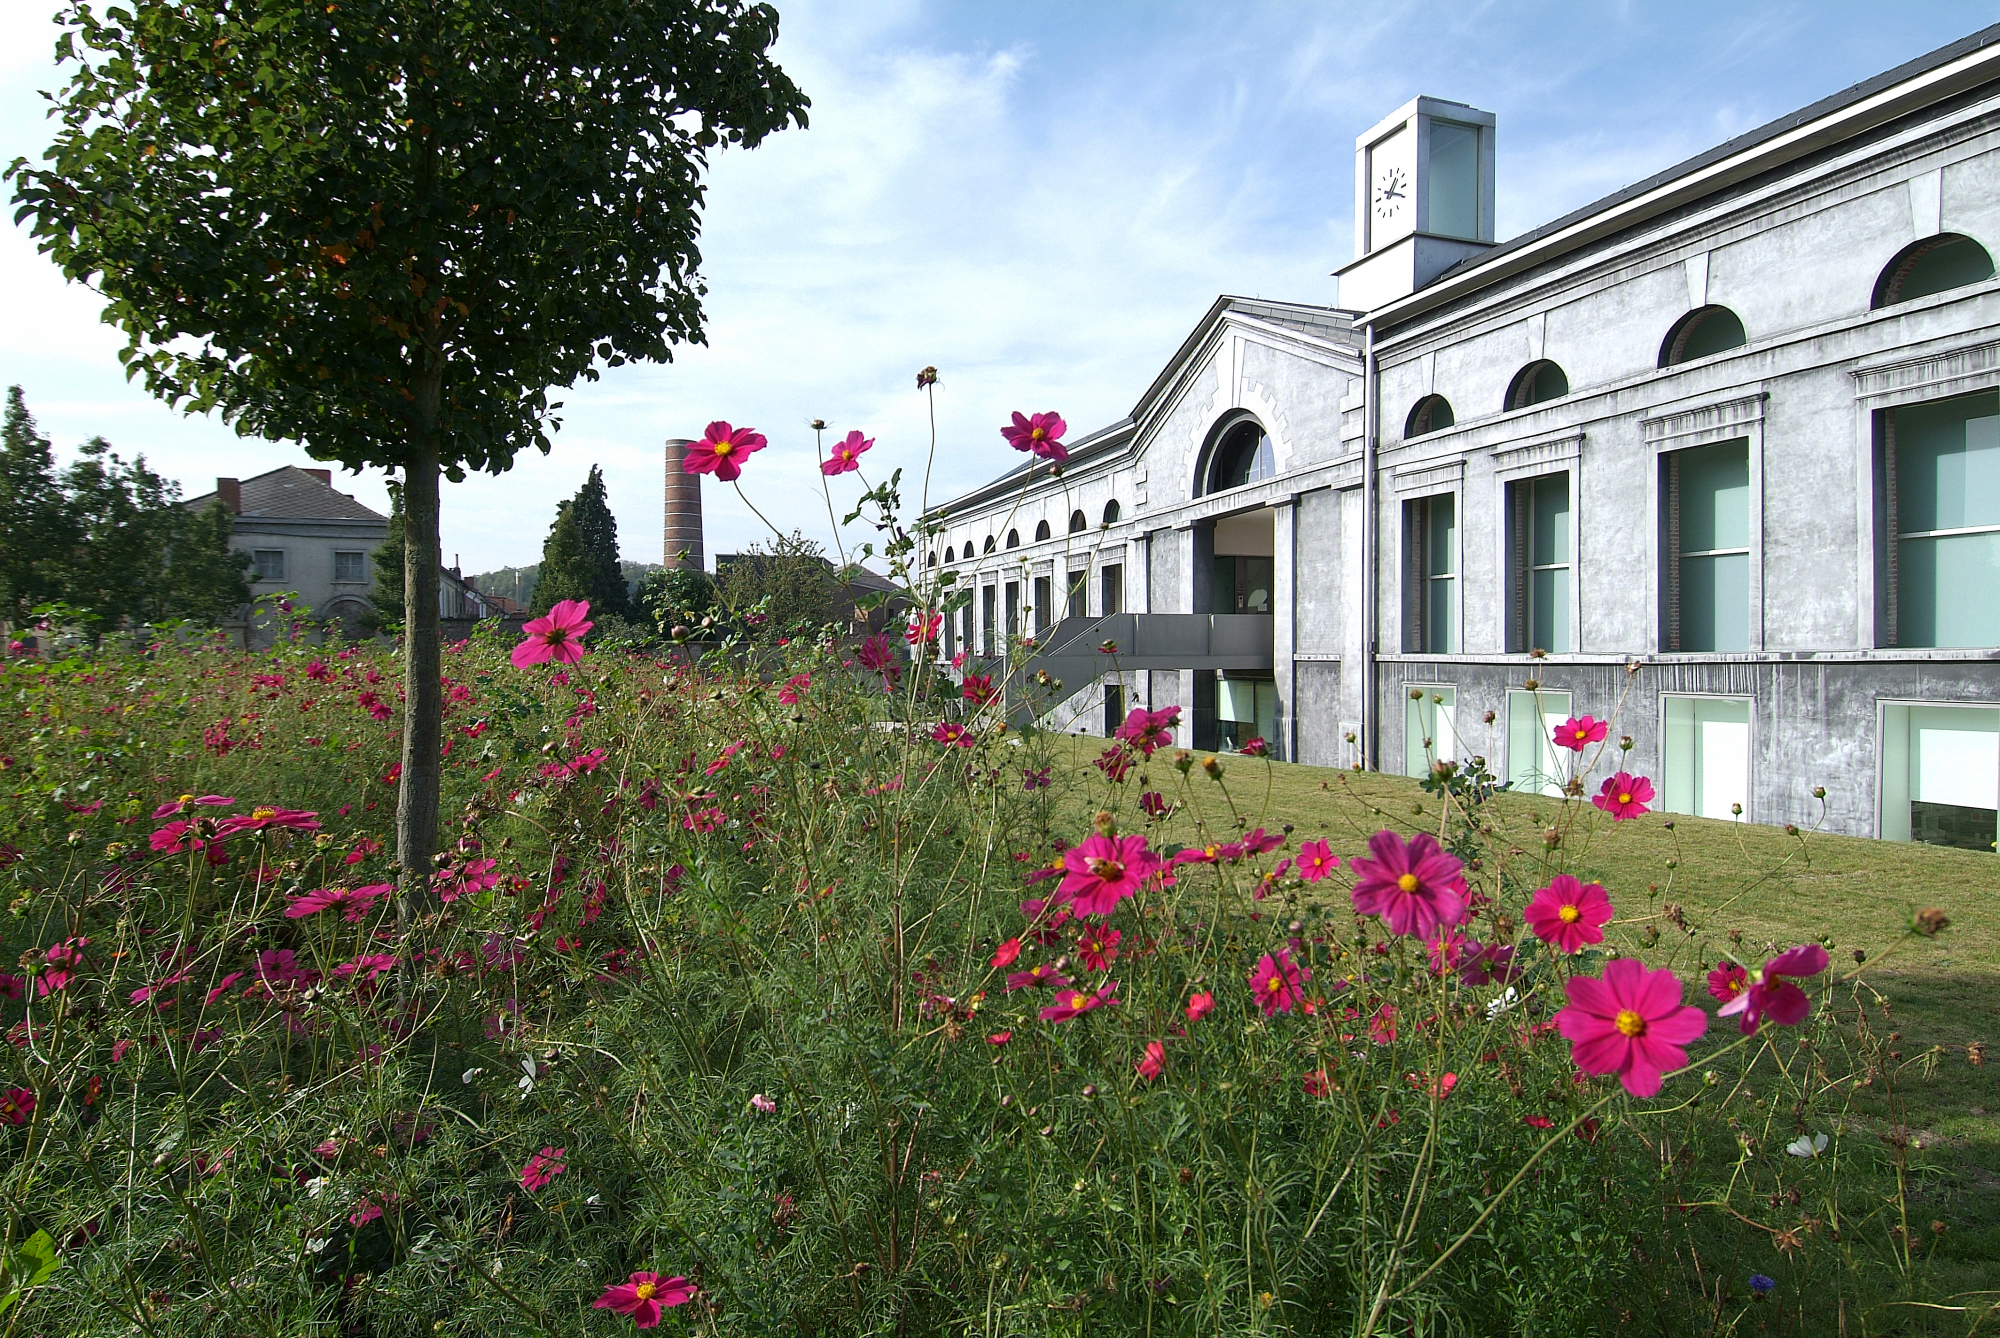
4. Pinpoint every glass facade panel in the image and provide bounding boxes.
[1661,696,1751,821]
[1403,687,1457,778]
[1424,494,1455,653]
[1678,307,1746,361]
[1899,532,2000,647]
[1033,576,1051,634]
[1527,473,1570,653]
[1678,442,1749,551]
[1216,678,1278,752]
[1895,394,2000,648]
[1531,567,1570,654]
[1679,552,1750,653]
[1506,689,1571,796]
[1426,121,1480,240]
[1881,703,1999,850]
[1066,569,1086,620]
[1100,564,1124,615]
